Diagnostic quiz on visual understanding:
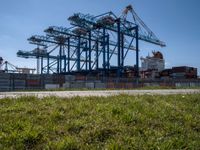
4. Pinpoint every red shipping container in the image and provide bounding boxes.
[27,79,40,86]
